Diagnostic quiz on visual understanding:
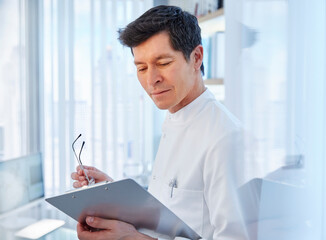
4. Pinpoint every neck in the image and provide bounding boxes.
[169,75,206,113]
